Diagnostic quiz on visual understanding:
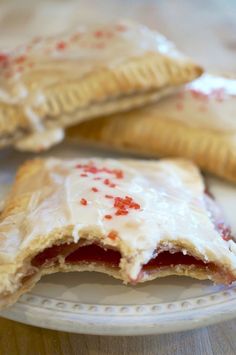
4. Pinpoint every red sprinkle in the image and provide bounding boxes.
[115,209,128,216]
[56,41,67,50]
[80,173,88,177]
[104,178,110,185]
[75,163,124,180]
[94,177,102,180]
[15,55,26,64]
[114,169,124,179]
[190,88,208,102]
[94,30,104,38]
[104,214,112,220]
[113,196,141,216]
[91,187,99,192]
[105,194,113,199]
[80,198,87,206]
[0,53,8,61]
[130,202,141,209]
[0,53,8,65]
[108,230,118,240]
[103,179,116,188]
[218,223,232,241]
